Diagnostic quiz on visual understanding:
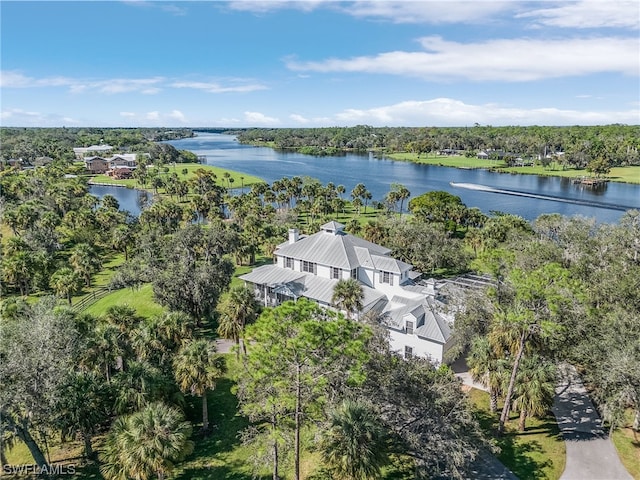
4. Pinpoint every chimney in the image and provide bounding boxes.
[288,228,299,244]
